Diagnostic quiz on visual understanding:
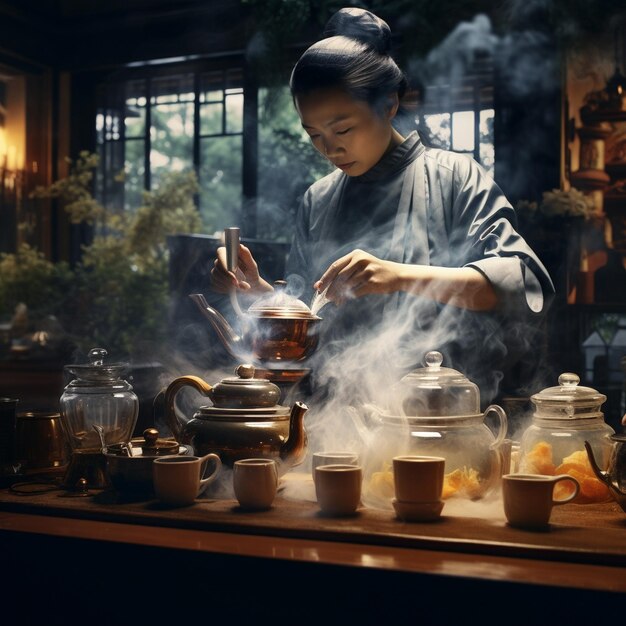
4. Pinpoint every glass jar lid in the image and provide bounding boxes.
[530,372,607,420]
[248,280,320,320]
[390,351,480,417]
[64,348,130,385]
